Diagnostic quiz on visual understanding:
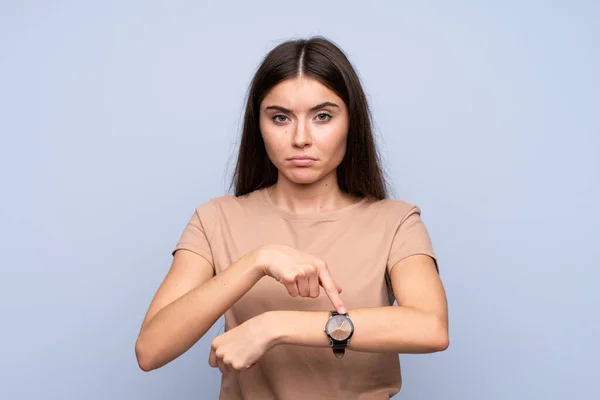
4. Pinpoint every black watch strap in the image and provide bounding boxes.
[331,342,346,359]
